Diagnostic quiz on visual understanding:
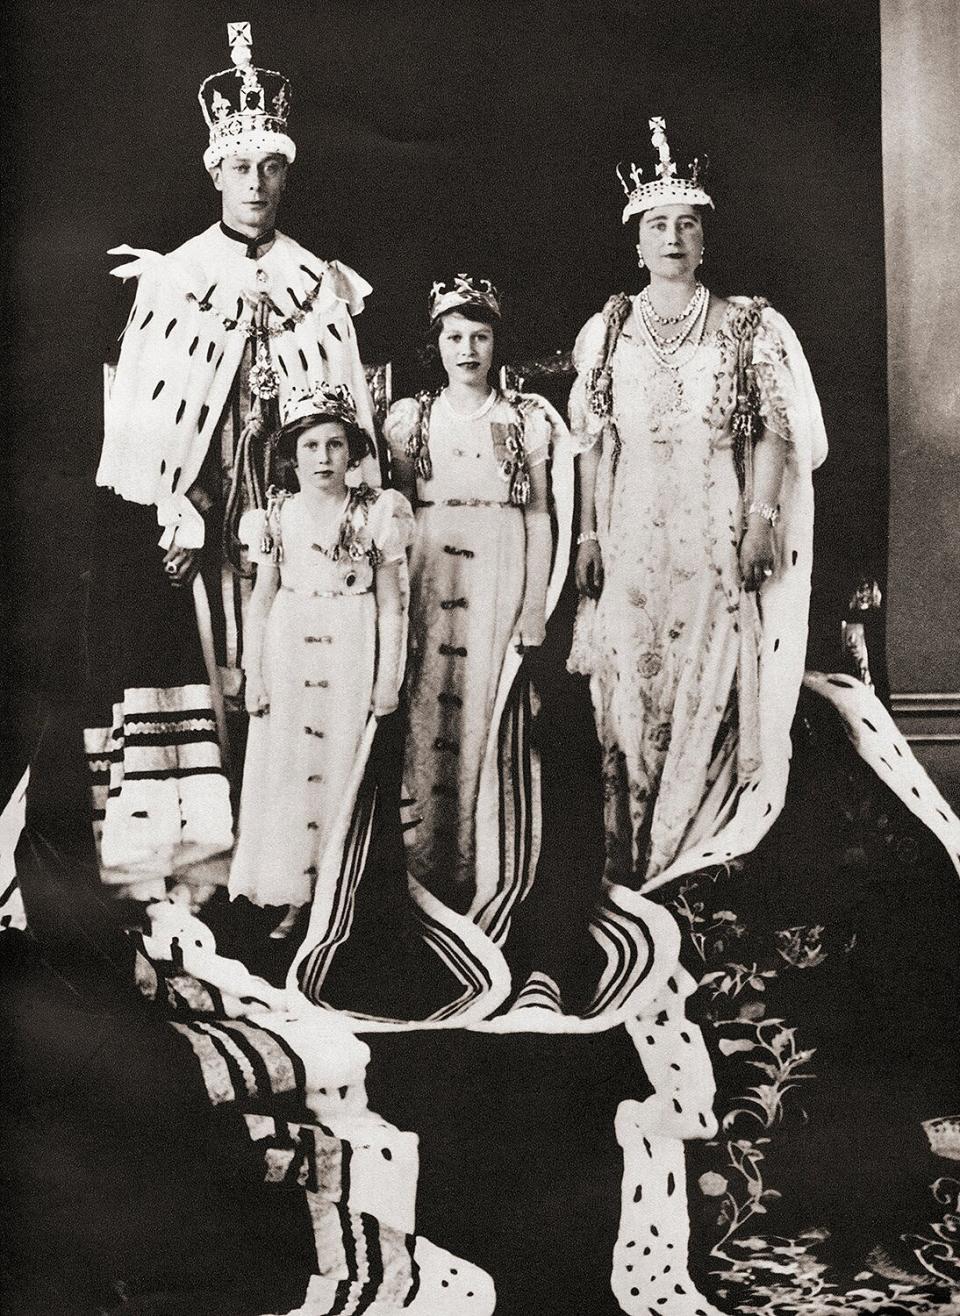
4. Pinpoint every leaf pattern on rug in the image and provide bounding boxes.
[661,693,960,1312]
